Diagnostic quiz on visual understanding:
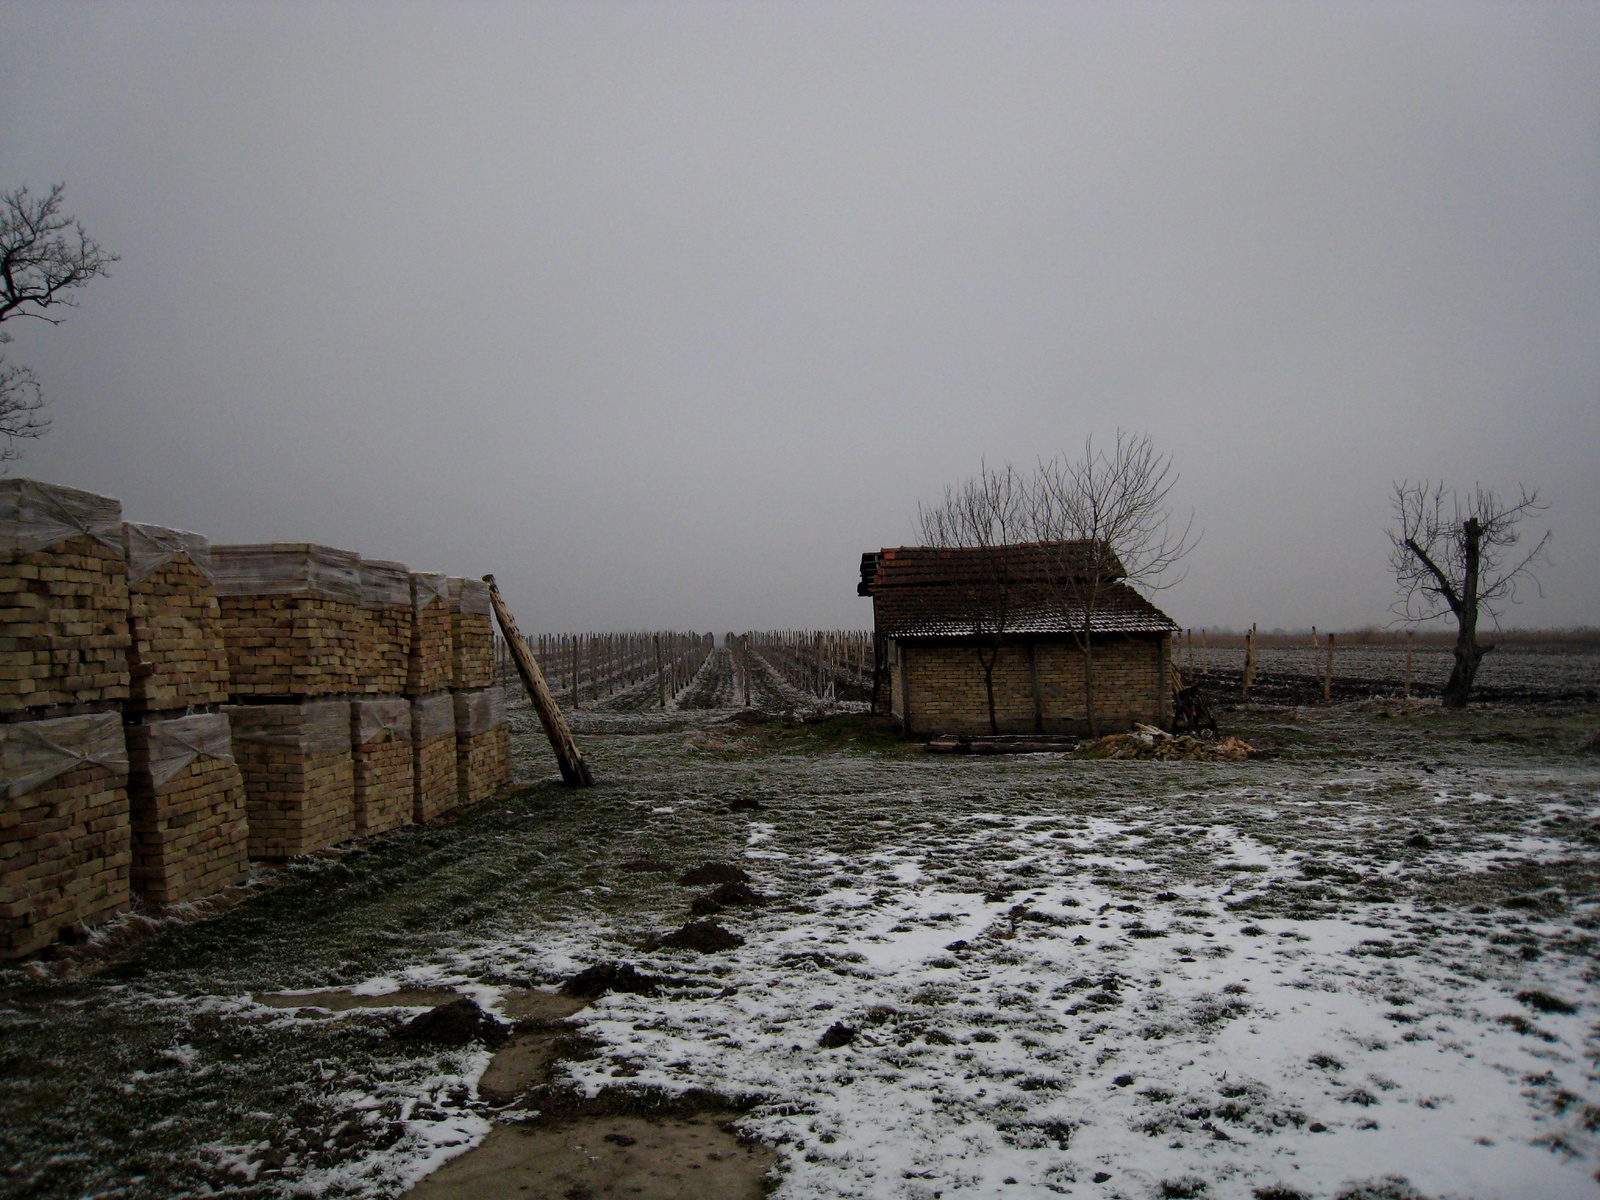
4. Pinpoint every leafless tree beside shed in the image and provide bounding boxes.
[1028,432,1196,736]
